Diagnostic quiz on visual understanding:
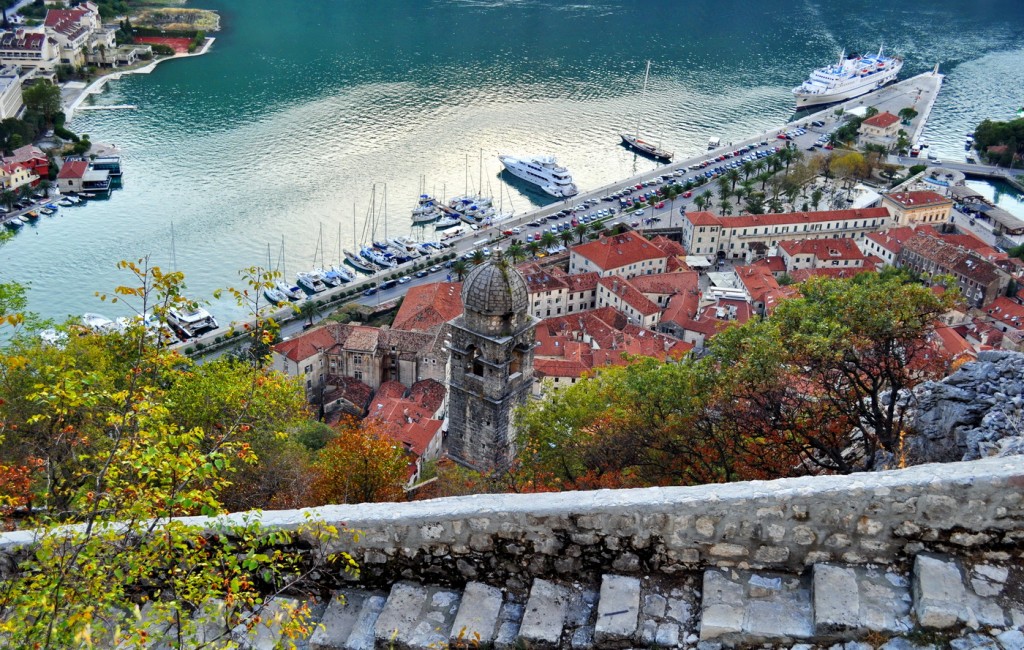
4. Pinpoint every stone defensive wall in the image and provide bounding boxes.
[9,455,1001,588]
